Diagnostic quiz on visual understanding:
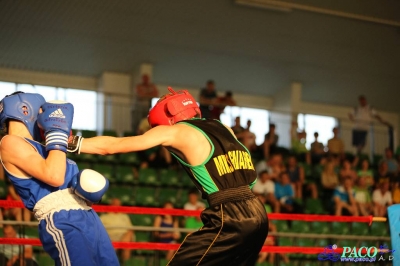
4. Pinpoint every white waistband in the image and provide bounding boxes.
[33,189,91,221]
